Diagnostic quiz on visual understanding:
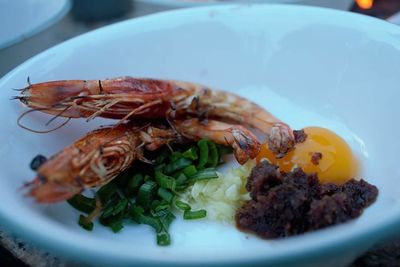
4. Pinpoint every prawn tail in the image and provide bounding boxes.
[229,126,261,164]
